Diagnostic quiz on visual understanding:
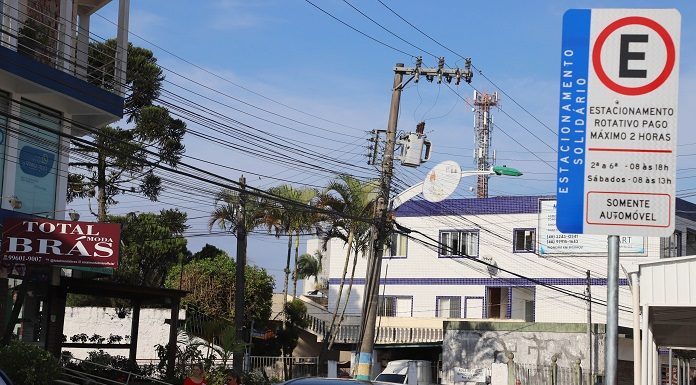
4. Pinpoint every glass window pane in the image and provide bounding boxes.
[440,232,450,255]
[450,297,461,318]
[437,297,461,318]
[524,230,534,251]
[396,297,412,317]
[451,232,460,255]
[687,230,696,256]
[15,100,60,218]
[468,232,478,256]
[398,234,408,256]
